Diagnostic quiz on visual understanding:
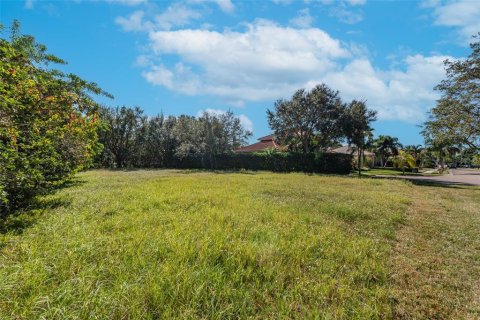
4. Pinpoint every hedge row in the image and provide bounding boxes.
[168,152,353,174]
